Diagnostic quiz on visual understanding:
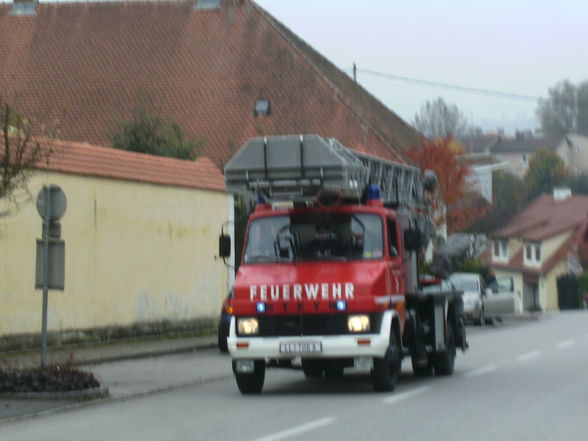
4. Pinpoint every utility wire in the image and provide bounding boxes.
[350,68,542,102]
